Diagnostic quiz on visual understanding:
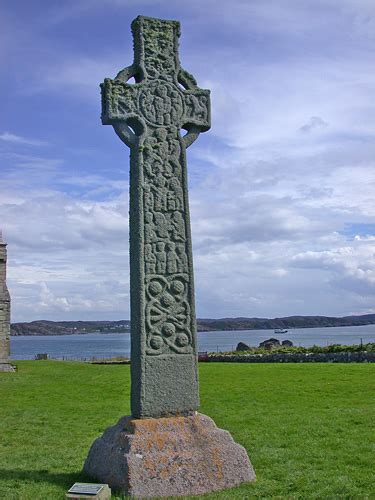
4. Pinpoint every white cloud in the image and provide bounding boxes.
[0,132,47,146]
[292,243,375,287]
[2,182,130,321]
[22,56,132,101]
